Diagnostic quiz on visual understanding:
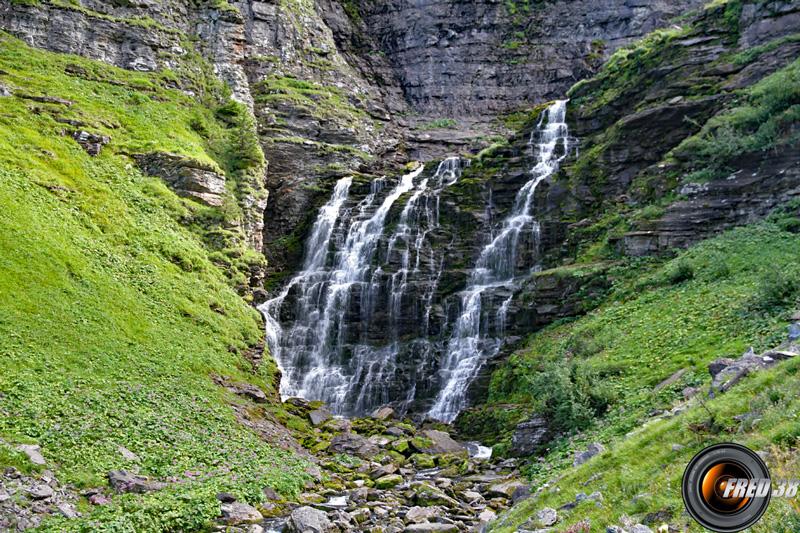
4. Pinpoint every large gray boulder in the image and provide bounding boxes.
[220,502,263,525]
[288,506,333,533]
